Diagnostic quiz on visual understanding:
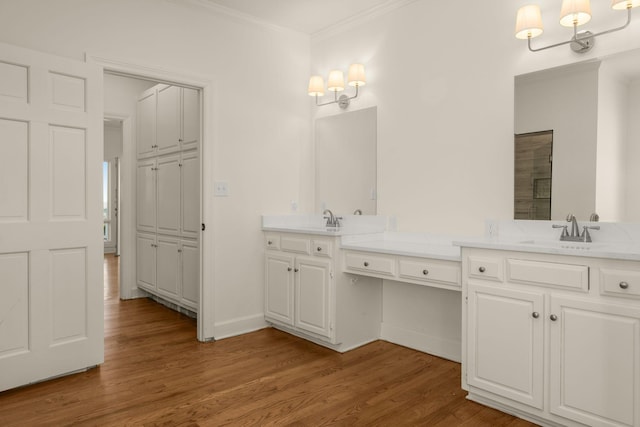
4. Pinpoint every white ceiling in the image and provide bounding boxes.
[202,0,398,34]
